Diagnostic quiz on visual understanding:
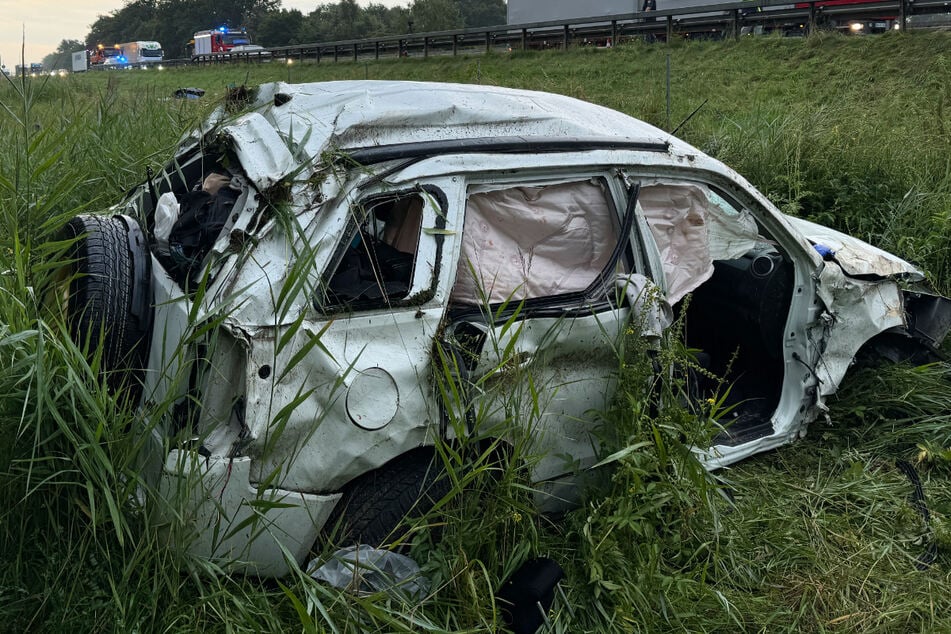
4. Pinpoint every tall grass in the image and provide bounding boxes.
[0,32,950,632]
